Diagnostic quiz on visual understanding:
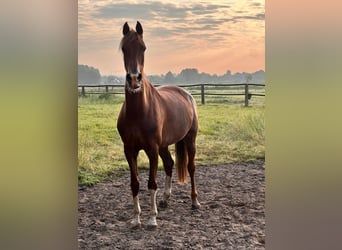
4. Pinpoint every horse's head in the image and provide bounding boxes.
[120,21,146,93]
